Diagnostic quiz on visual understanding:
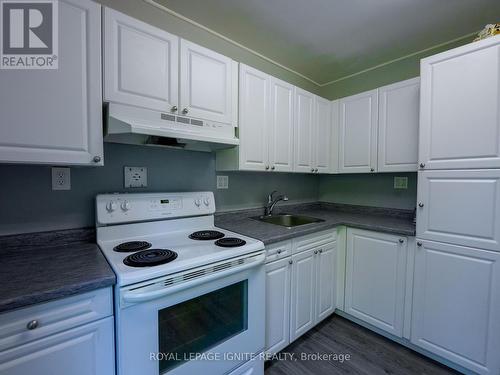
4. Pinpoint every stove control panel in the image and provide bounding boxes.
[96,192,216,225]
